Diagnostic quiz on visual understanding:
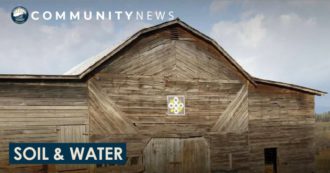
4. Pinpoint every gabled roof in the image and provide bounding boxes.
[0,19,326,96]
[64,19,256,85]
